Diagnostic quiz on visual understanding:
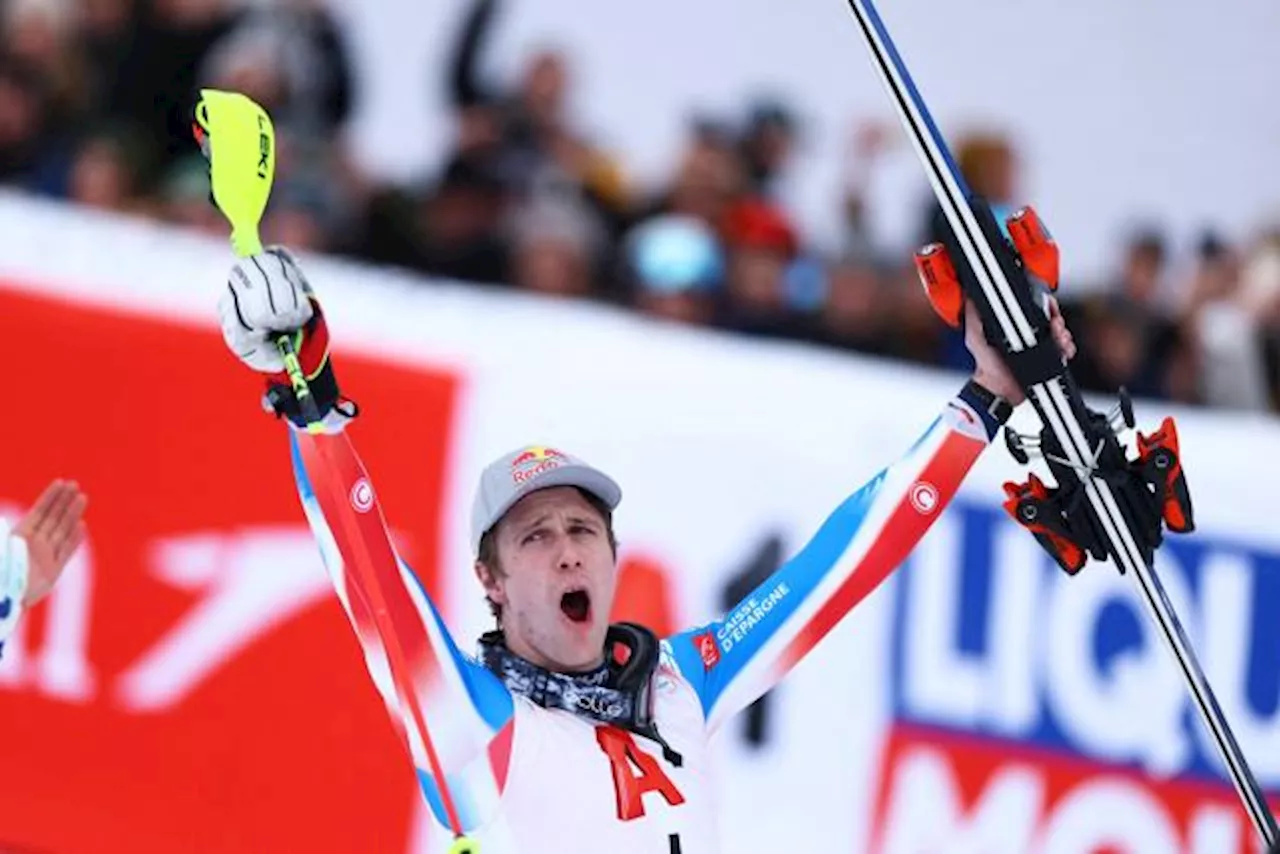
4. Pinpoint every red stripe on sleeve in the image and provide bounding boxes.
[775,430,985,676]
